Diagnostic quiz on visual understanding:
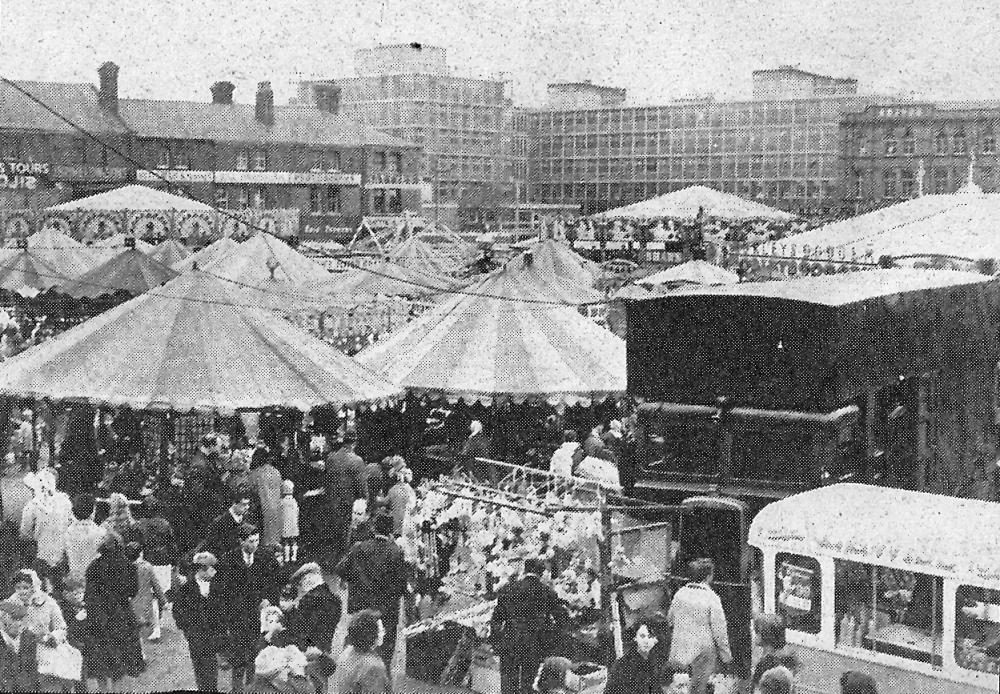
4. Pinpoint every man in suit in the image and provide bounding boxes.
[198,490,252,559]
[489,557,568,694]
[217,523,281,693]
[667,558,732,694]
[173,551,226,692]
[284,562,342,686]
[321,429,366,570]
[335,514,408,668]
